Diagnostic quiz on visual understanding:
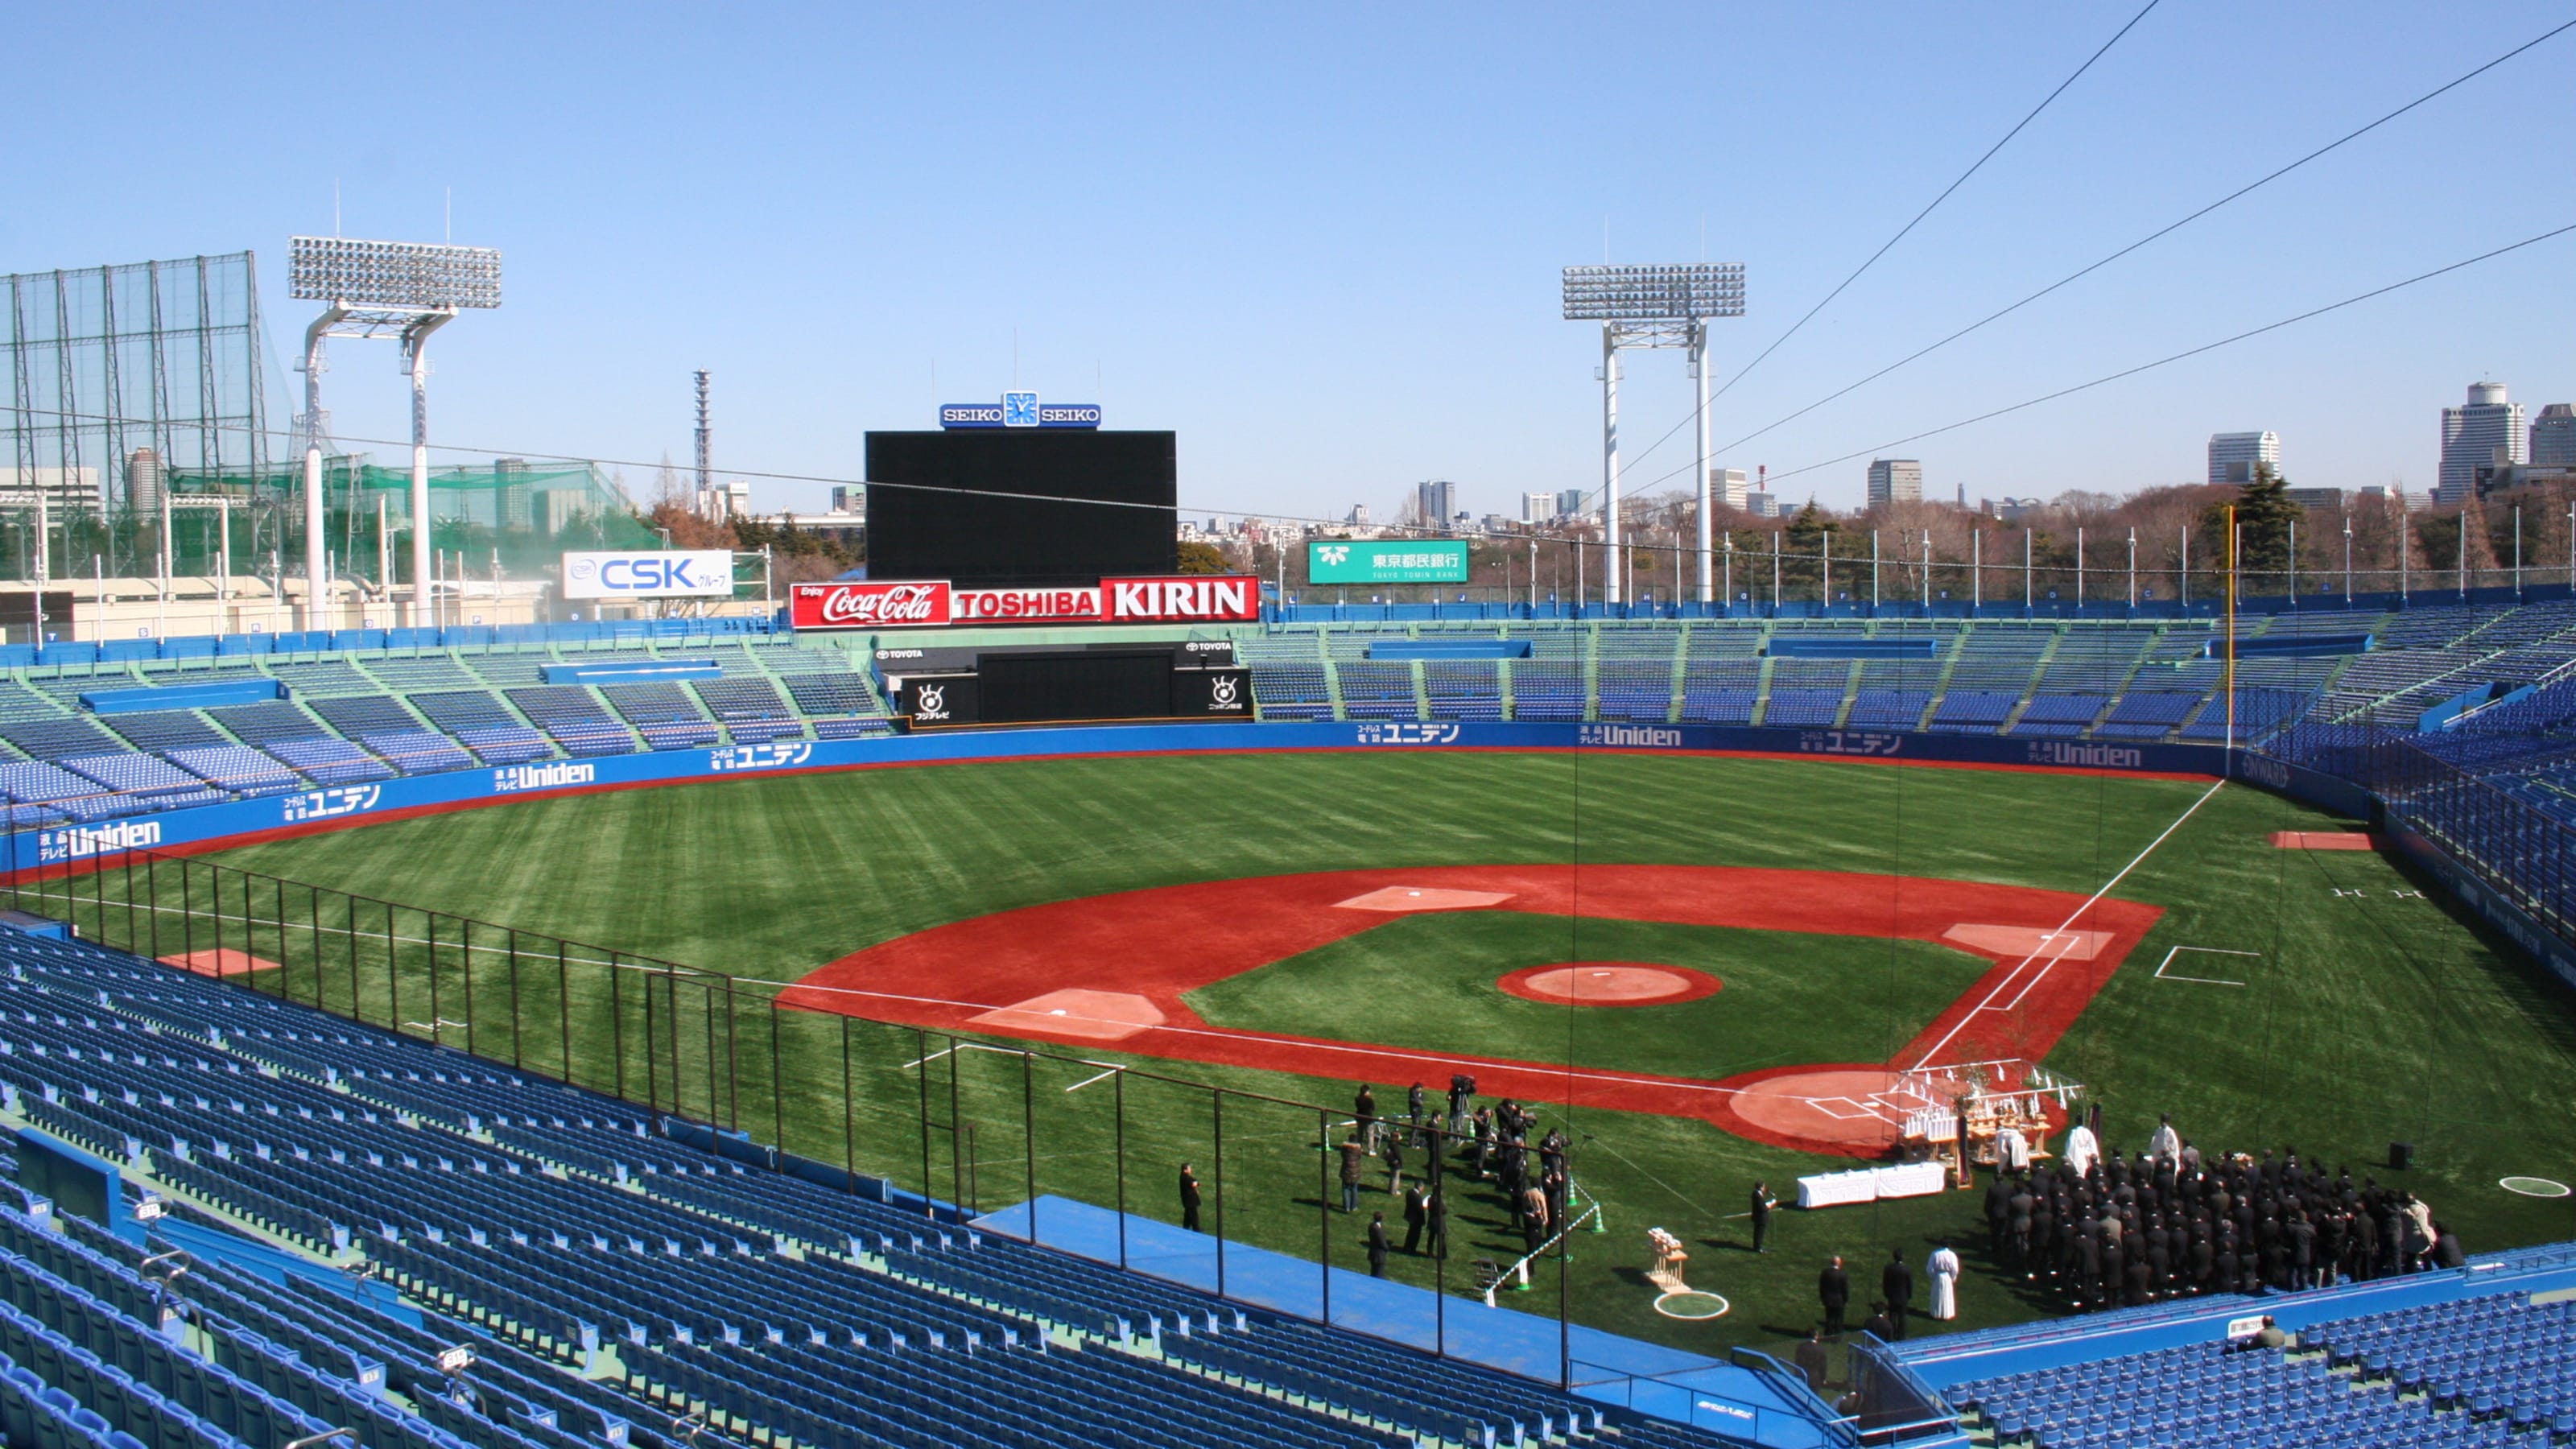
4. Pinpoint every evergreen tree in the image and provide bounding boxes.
[2198,462,2304,590]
